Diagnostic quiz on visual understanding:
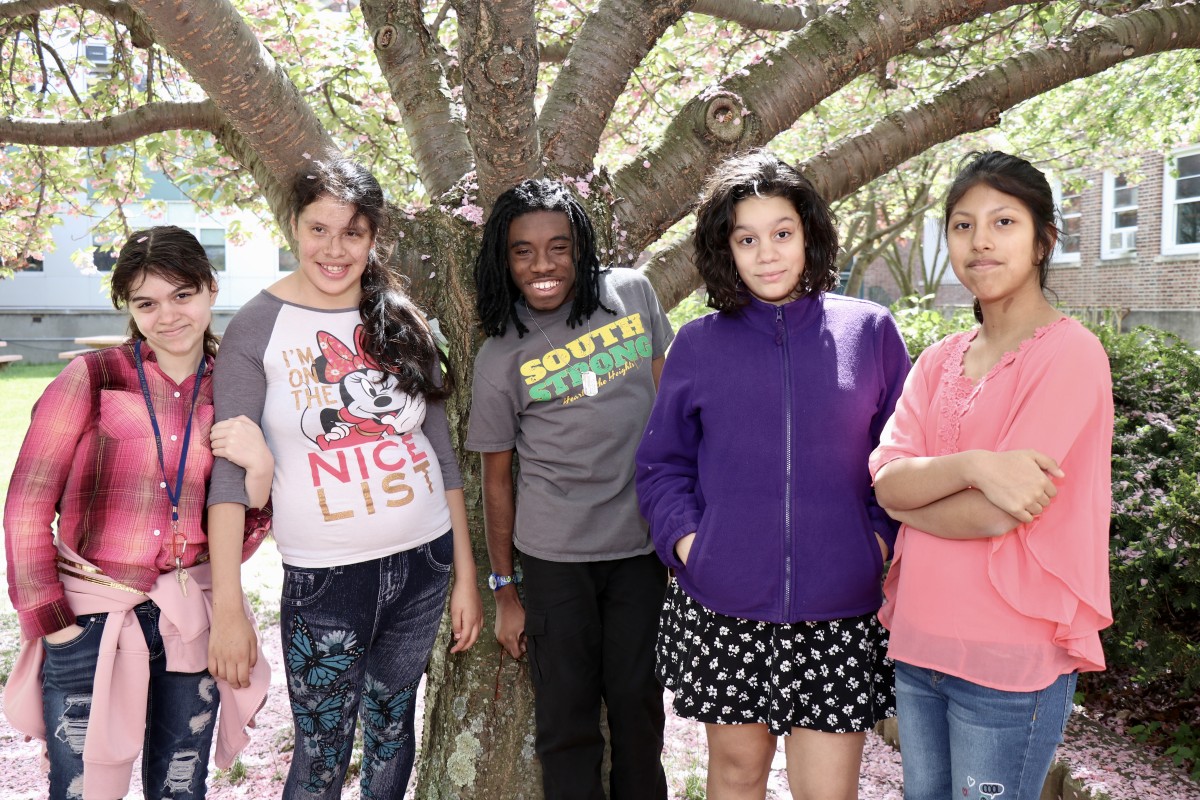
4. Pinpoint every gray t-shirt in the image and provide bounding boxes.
[466,268,673,561]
